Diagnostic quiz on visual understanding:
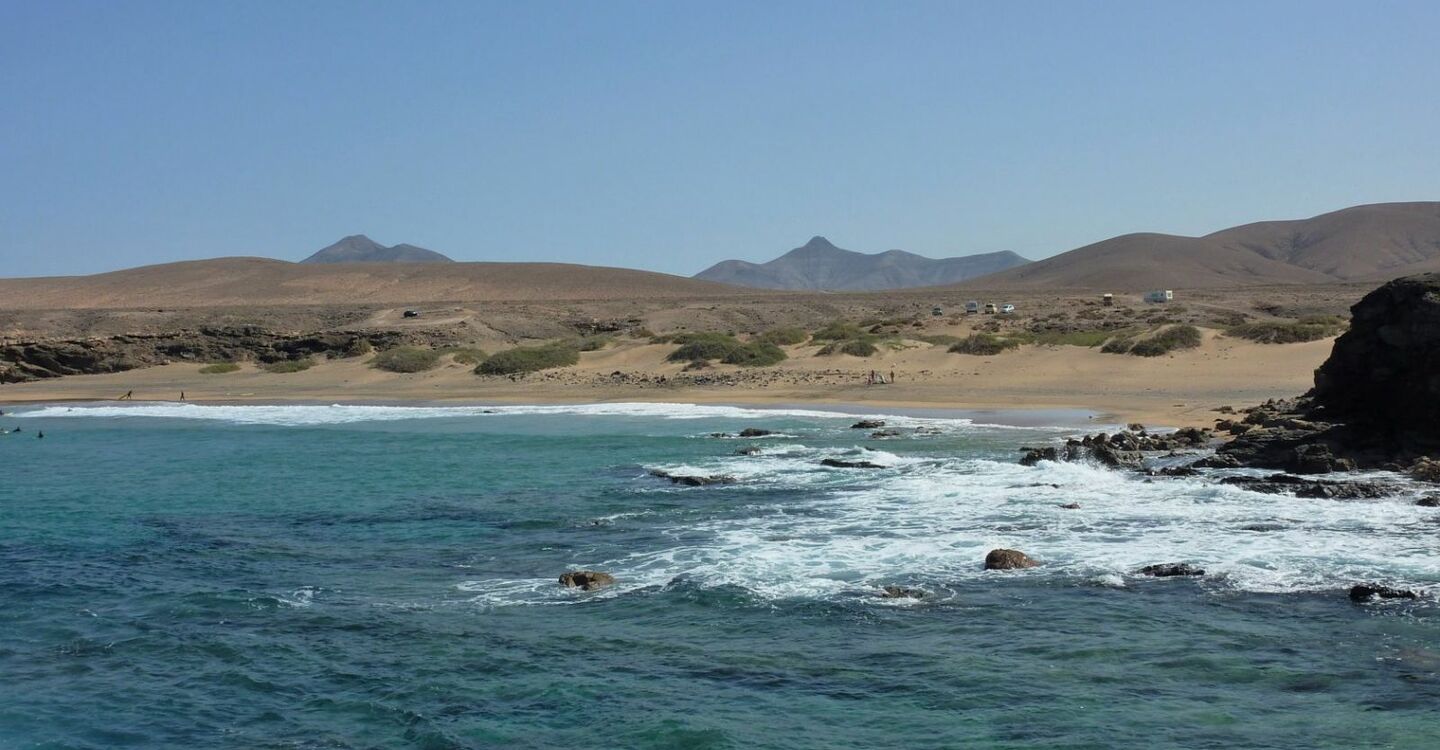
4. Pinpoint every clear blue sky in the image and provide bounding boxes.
[3,0,1438,278]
